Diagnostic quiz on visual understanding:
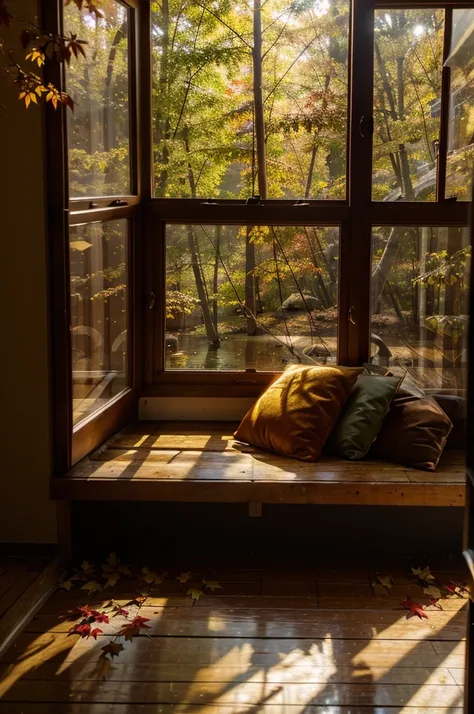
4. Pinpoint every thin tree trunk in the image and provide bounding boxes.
[253,0,268,199]
[212,225,220,329]
[184,129,220,346]
[245,227,257,336]
[156,0,170,196]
